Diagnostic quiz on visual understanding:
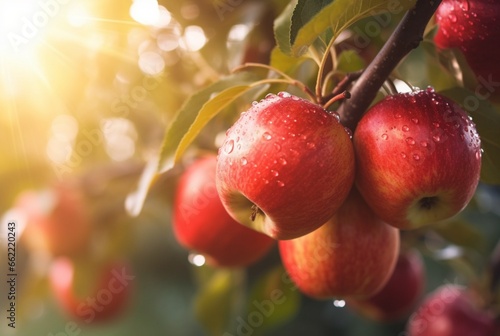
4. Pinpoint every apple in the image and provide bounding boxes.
[15,181,92,256]
[278,188,399,299]
[406,284,496,336]
[353,88,481,230]
[216,92,355,240]
[49,257,133,324]
[173,155,275,267]
[435,0,500,101]
[347,248,425,322]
